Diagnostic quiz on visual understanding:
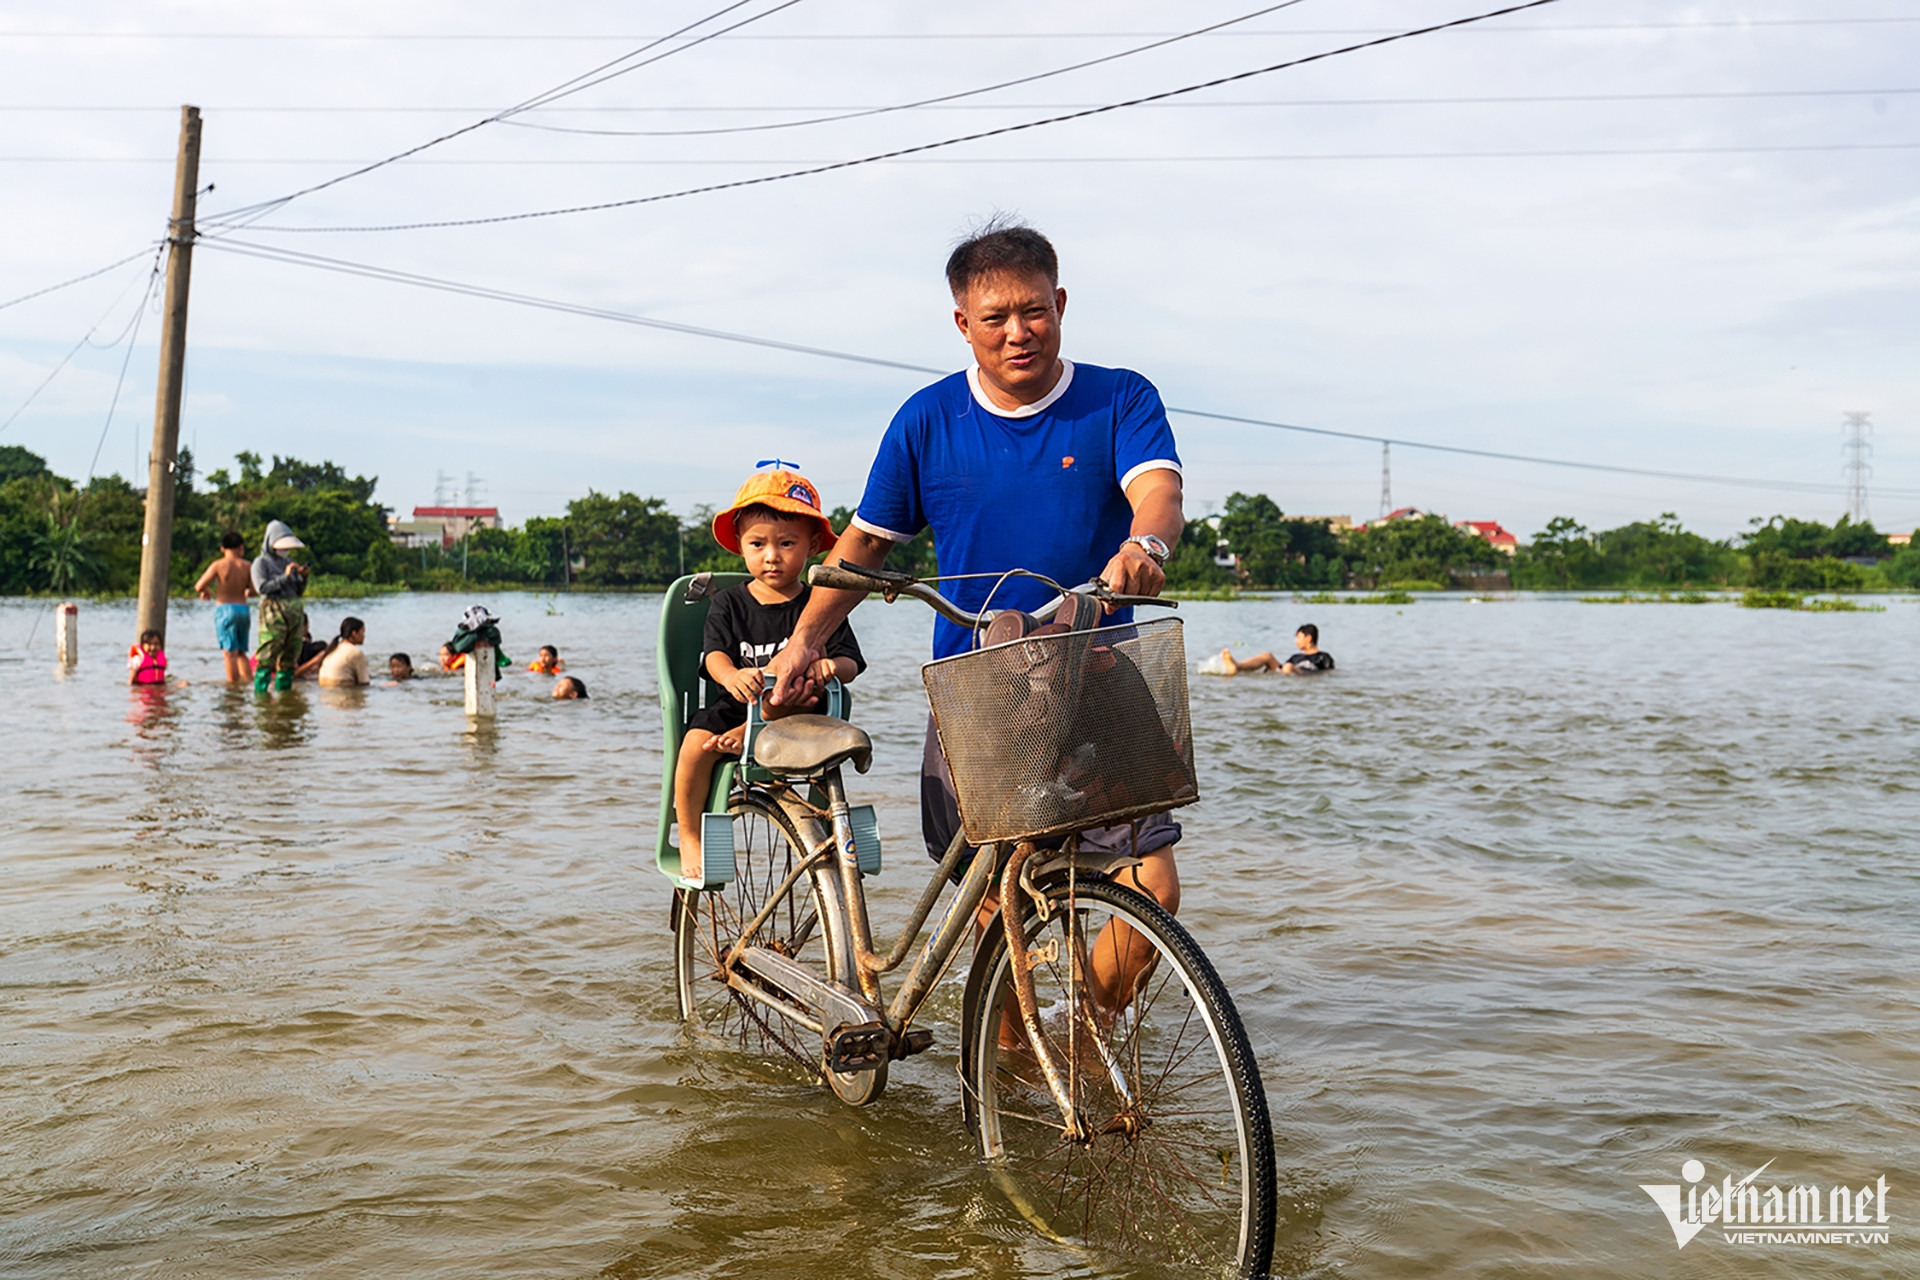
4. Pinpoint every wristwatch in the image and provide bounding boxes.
[1123,534,1171,565]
